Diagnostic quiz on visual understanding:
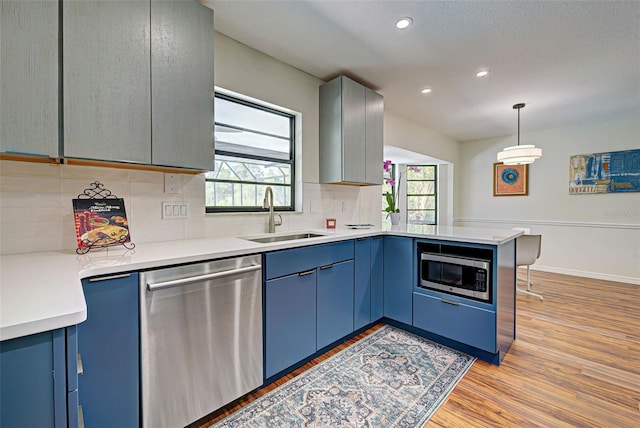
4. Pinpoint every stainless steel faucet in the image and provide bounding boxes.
[263,187,282,233]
